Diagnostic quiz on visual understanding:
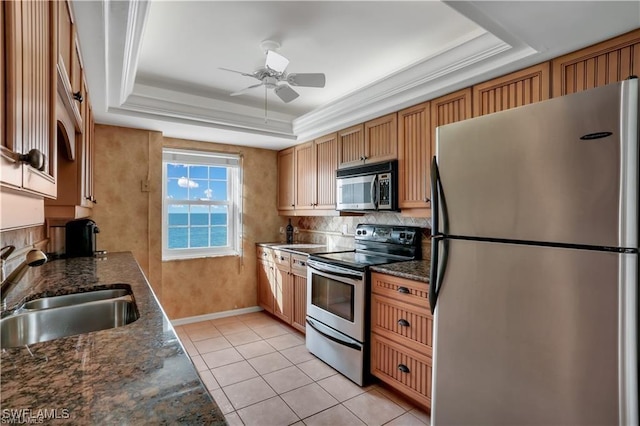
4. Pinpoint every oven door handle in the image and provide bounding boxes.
[306,318,362,351]
[307,260,364,281]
